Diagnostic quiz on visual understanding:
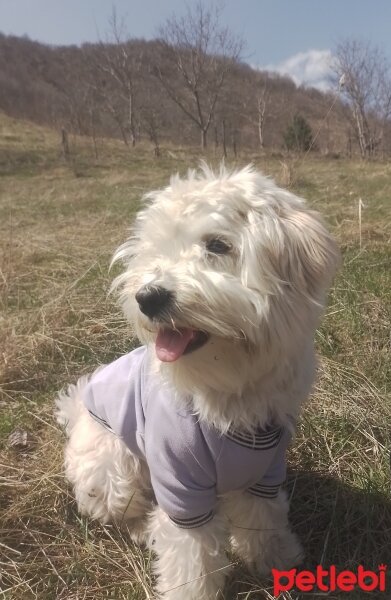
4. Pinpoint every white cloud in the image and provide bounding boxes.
[263,49,334,92]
